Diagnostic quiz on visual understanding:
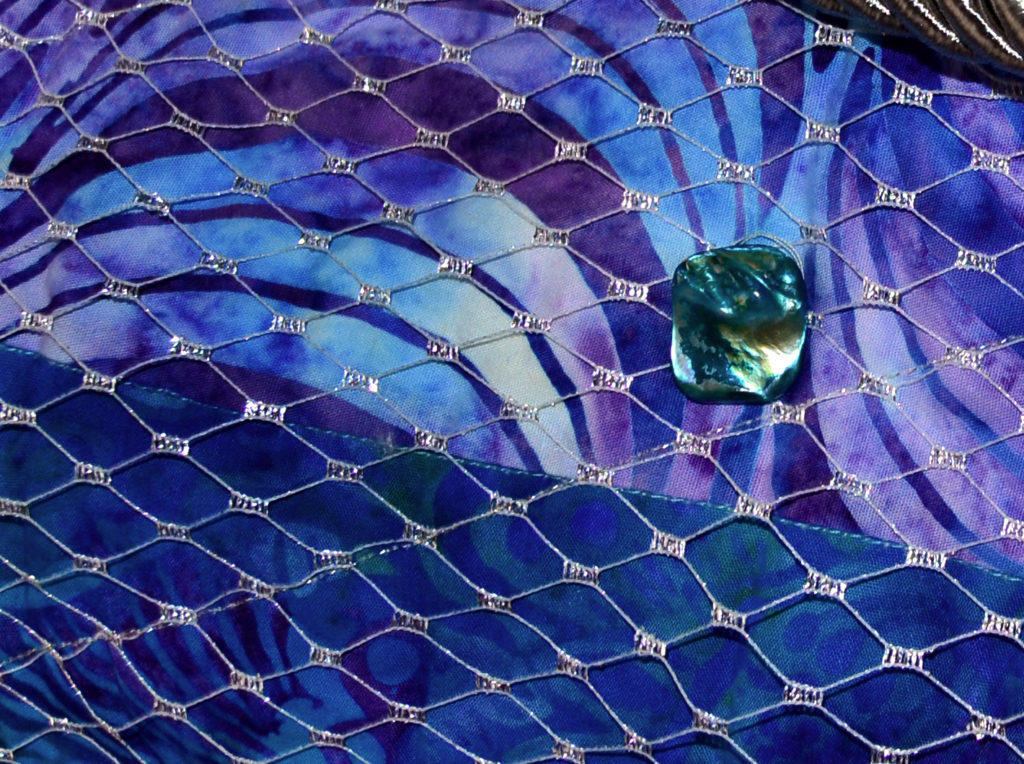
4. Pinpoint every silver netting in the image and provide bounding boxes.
[1,0,1023,761]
